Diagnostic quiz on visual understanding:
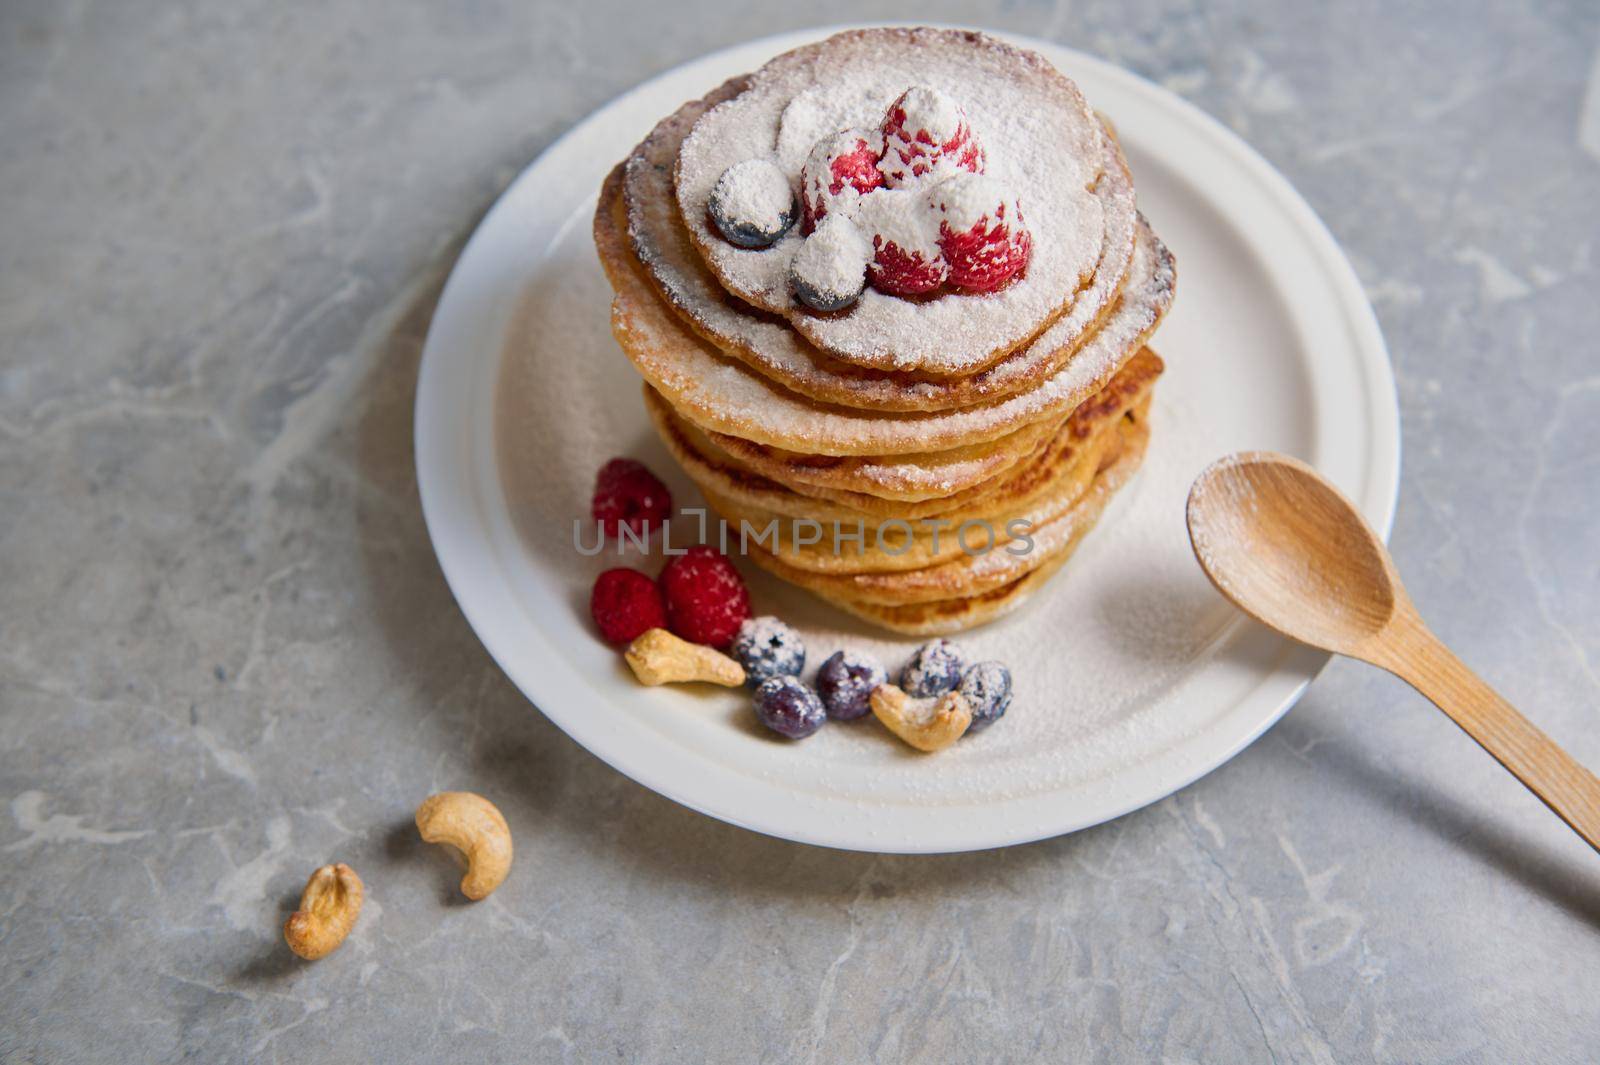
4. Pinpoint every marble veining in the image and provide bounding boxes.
[2,1,1597,1061]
